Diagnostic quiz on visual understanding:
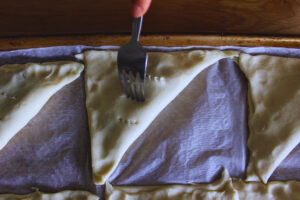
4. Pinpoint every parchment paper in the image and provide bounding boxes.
[0,45,299,199]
